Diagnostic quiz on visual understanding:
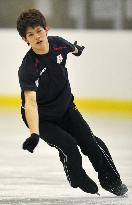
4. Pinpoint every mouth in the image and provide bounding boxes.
[36,40,43,44]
